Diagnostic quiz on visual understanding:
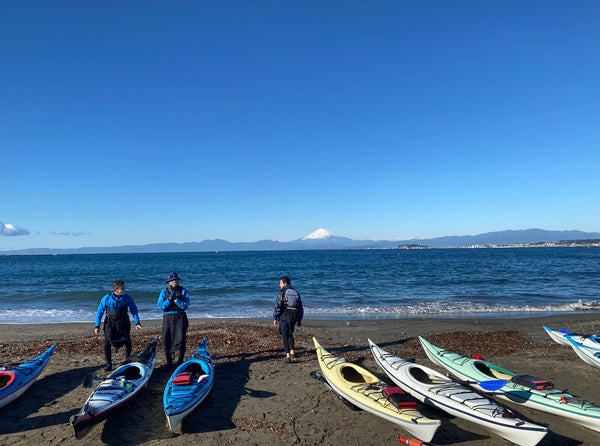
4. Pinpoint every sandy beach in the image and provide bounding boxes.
[1,313,599,445]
